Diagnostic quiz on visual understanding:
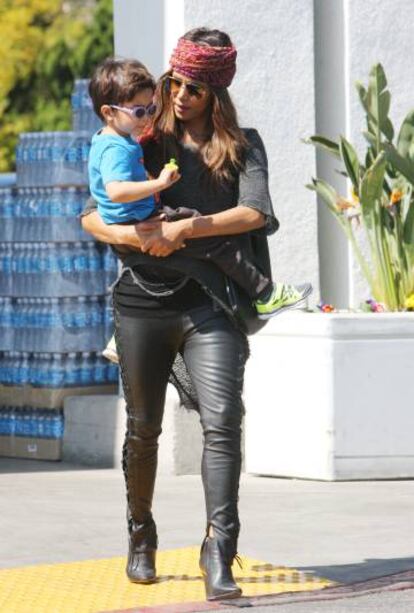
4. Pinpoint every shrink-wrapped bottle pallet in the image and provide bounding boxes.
[0,80,117,460]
